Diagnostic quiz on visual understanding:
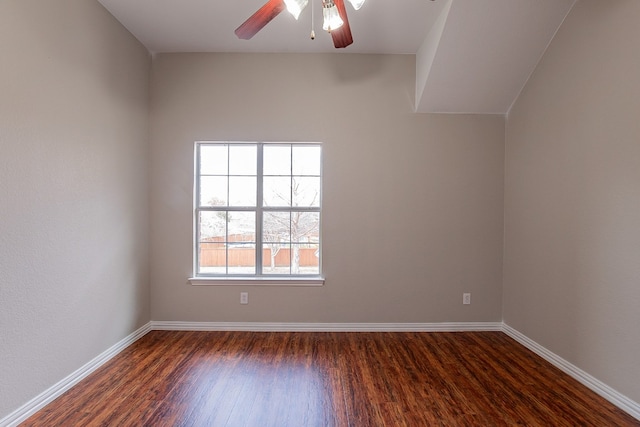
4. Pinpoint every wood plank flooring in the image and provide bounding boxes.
[20,331,639,426]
